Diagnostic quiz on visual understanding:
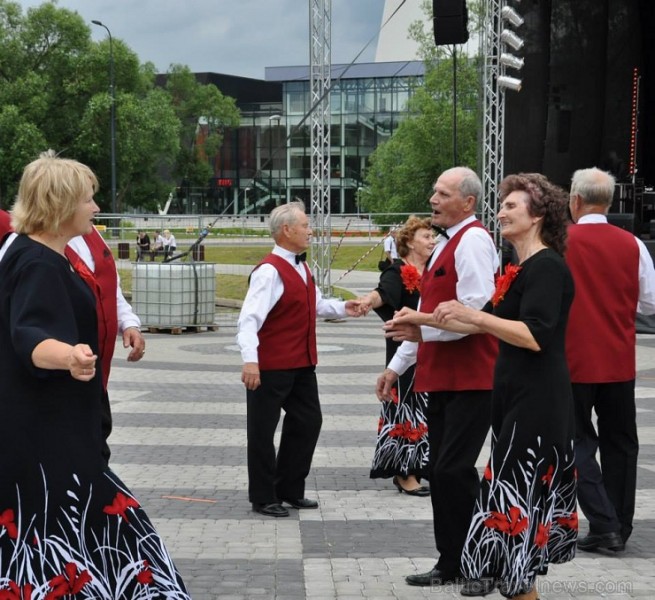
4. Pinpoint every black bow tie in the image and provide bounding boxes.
[432,225,450,239]
[295,252,307,264]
